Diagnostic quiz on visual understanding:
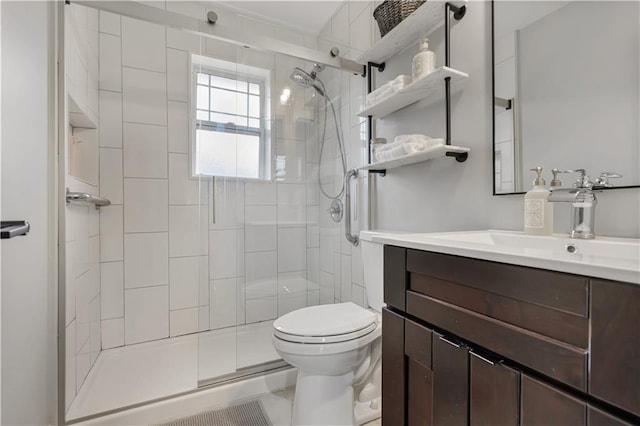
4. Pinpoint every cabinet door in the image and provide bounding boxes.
[408,358,433,426]
[590,279,640,416]
[588,406,634,426]
[521,374,586,426]
[470,352,520,426]
[382,308,406,426]
[432,333,469,426]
